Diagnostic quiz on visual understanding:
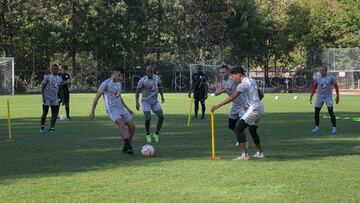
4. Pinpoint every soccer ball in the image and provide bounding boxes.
[275,96,279,100]
[141,144,155,157]
[293,96,298,100]
[59,115,67,121]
